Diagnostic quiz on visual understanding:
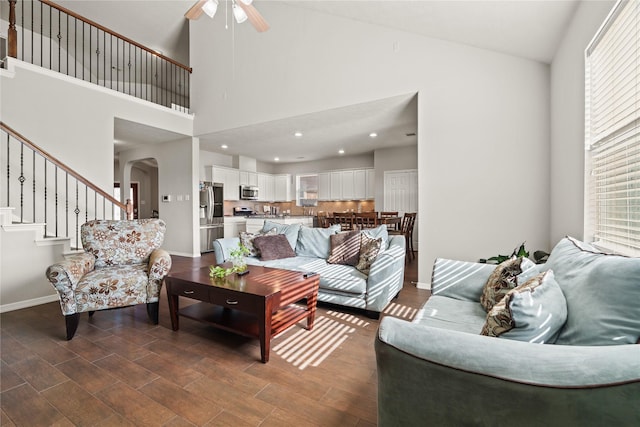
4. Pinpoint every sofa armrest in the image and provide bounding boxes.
[45,252,95,315]
[366,235,406,312]
[376,316,640,426]
[212,237,241,264]
[431,257,496,302]
[147,248,172,300]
